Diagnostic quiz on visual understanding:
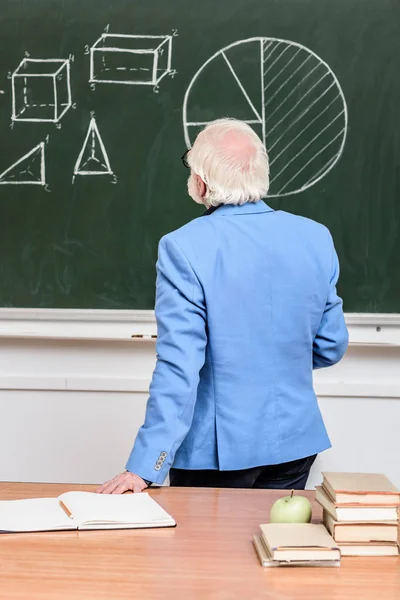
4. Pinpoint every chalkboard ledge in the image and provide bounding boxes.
[0,309,399,346]
[0,309,157,342]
